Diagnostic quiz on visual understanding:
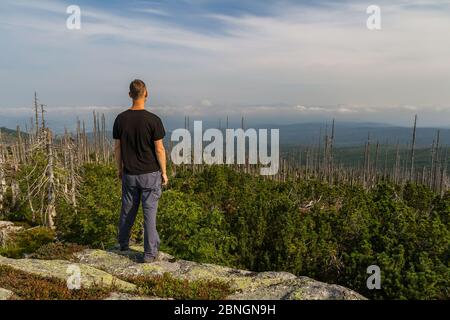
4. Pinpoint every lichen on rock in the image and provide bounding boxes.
[0,238,365,300]
[0,287,15,300]
[0,255,136,292]
[73,248,366,300]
